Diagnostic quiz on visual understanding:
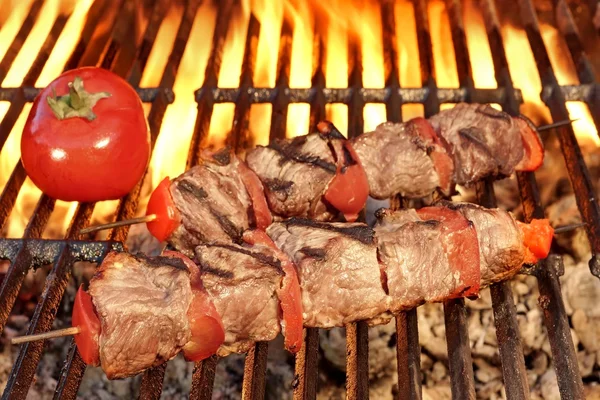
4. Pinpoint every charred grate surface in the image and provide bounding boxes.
[0,0,598,399]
